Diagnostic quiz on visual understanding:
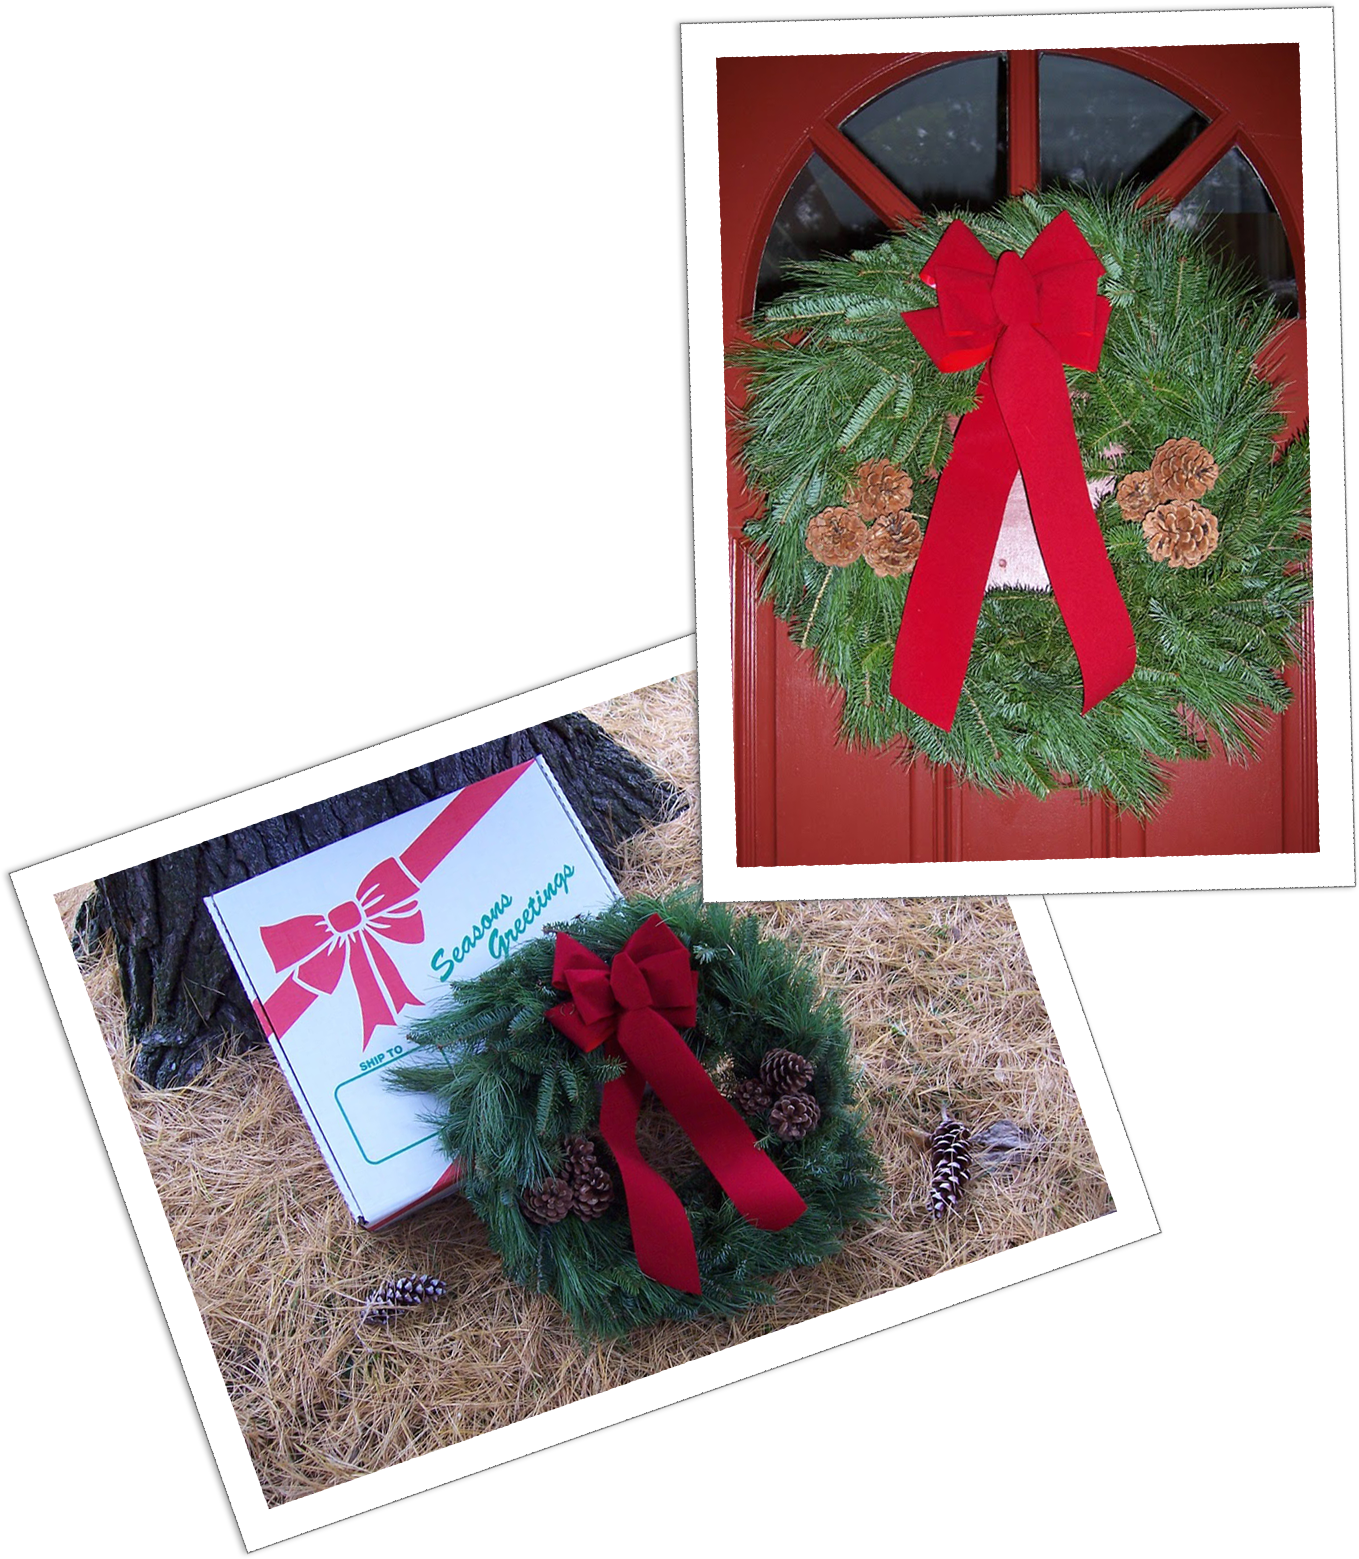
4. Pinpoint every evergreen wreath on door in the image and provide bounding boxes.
[733,188,1310,817]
